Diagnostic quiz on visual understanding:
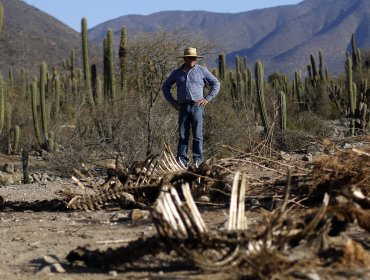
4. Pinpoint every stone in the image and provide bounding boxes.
[247,198,261,210]
[198,195,211,203]
[4,177,15,186]
[129,209,149,220]
[278,151,291,161]
[3,164,14,174]
[32,174,41,183]
[302,154,313,162]
[108,270,118,277]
